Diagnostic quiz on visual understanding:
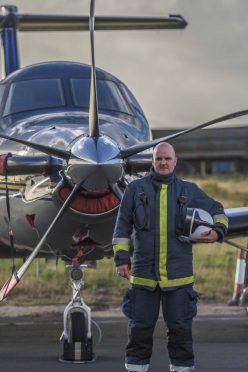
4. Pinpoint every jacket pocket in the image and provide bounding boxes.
[133,202,151,231]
